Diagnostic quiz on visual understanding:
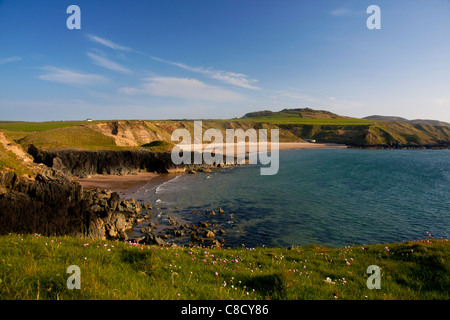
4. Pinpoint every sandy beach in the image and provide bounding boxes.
[179,141,348,155]
[74,142,346,196]
[74,172,179,199]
